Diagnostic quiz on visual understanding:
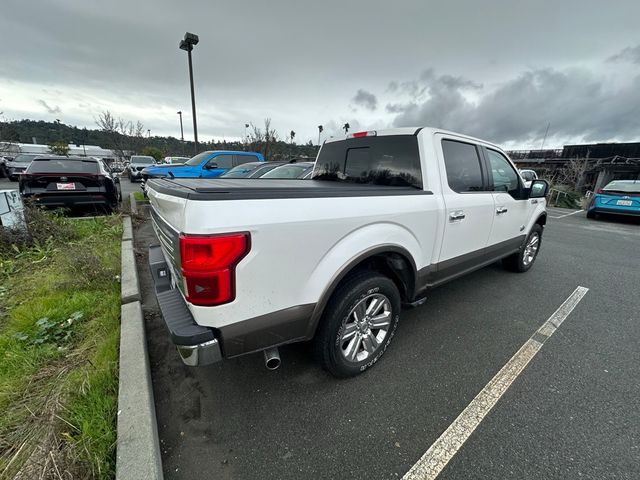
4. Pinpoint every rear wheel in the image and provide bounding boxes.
[503,224,543,273]
[586,210,596,219]
[314,271,401,378]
